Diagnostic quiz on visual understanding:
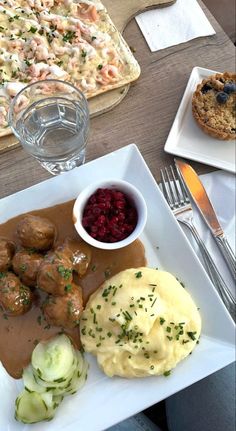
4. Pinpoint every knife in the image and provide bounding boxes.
[175,159,236,279]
